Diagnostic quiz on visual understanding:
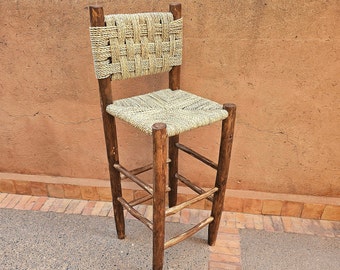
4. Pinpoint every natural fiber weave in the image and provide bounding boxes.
[89,12,183,80]
[106,89,228,136]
